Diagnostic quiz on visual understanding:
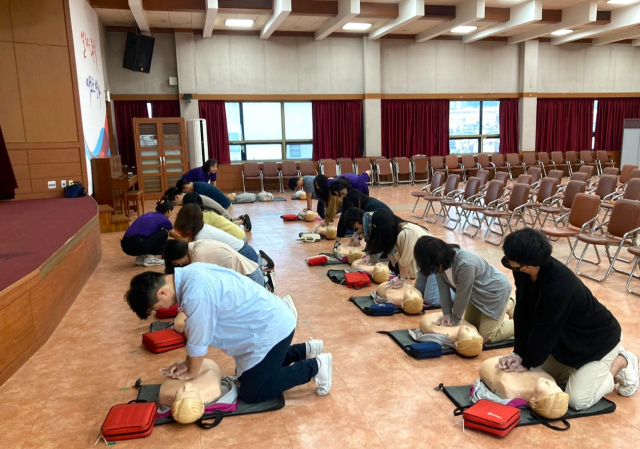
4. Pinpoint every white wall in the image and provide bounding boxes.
[537,42,640,93]
[106,32,178,94]
[192,35,364,94]
[380,39,520,94]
